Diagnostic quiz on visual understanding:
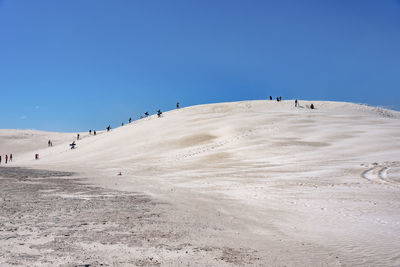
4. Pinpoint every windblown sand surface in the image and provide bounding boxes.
[1,100,400,266]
